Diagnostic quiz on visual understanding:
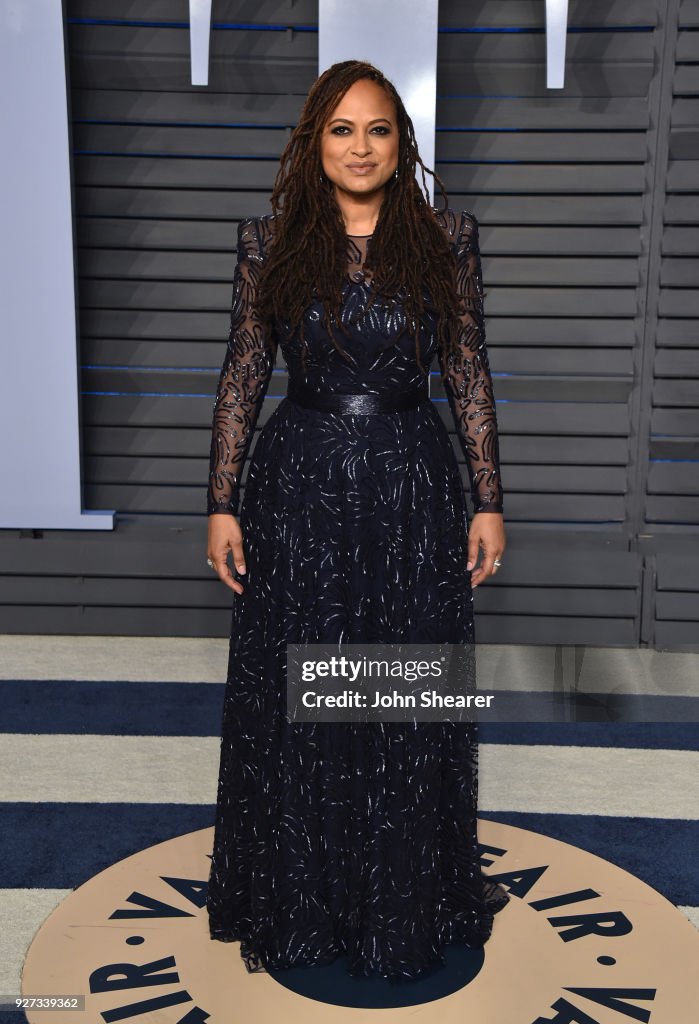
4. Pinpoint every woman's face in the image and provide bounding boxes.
[320,78,399,201]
